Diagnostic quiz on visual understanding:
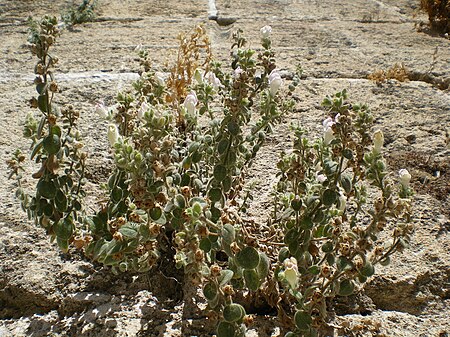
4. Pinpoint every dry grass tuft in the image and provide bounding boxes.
[367,63,409,84]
